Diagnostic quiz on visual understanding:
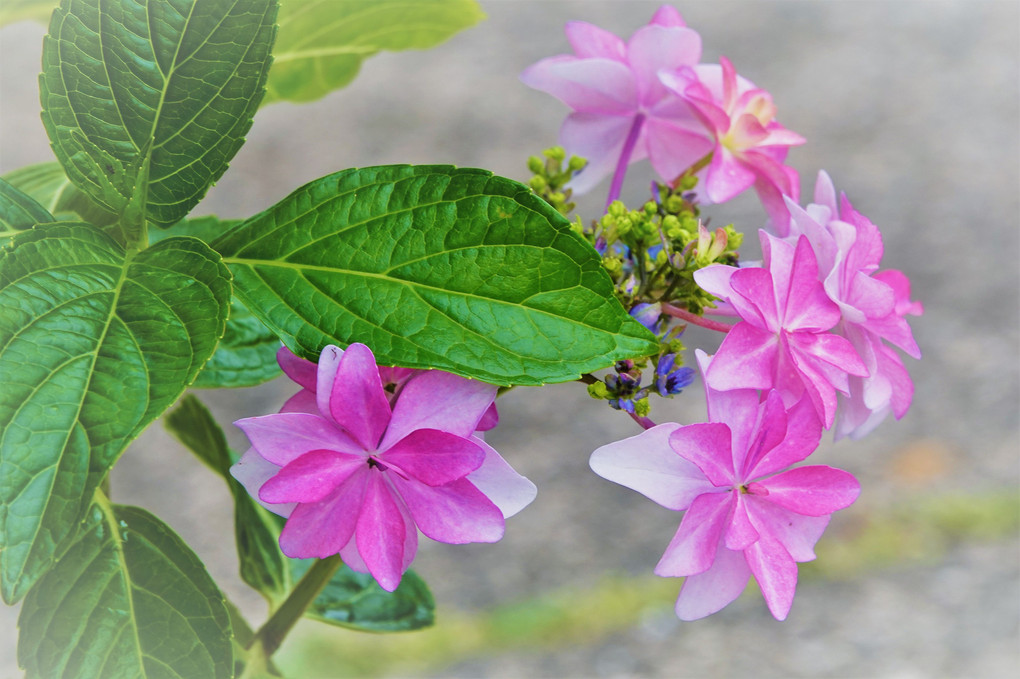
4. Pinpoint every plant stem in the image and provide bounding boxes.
[248,554,343,658]
[661,303,734,333]
[606,114,646,208]
[628,412,657,430]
